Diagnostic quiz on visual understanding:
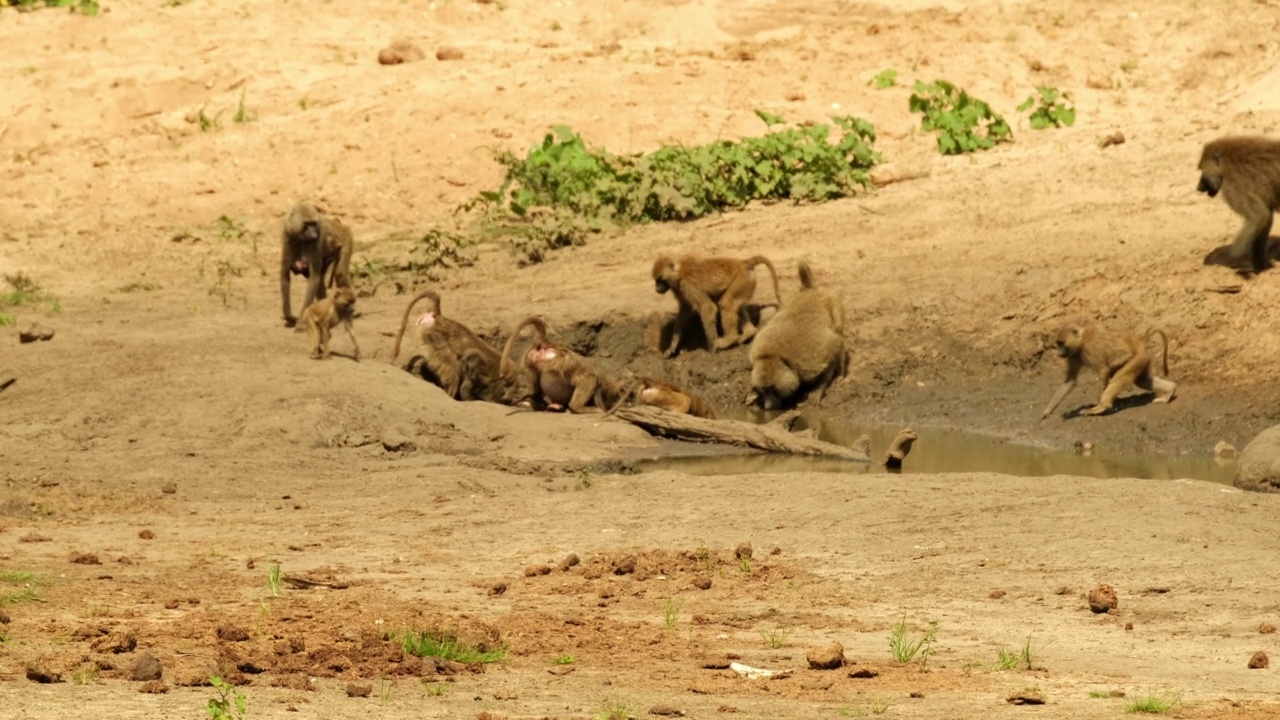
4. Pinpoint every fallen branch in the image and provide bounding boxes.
[611,406,869,461]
